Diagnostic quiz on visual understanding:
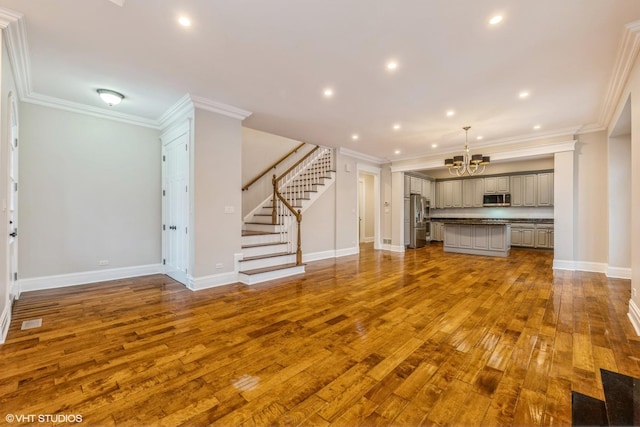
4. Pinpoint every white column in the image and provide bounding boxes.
[553,149,576,270]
